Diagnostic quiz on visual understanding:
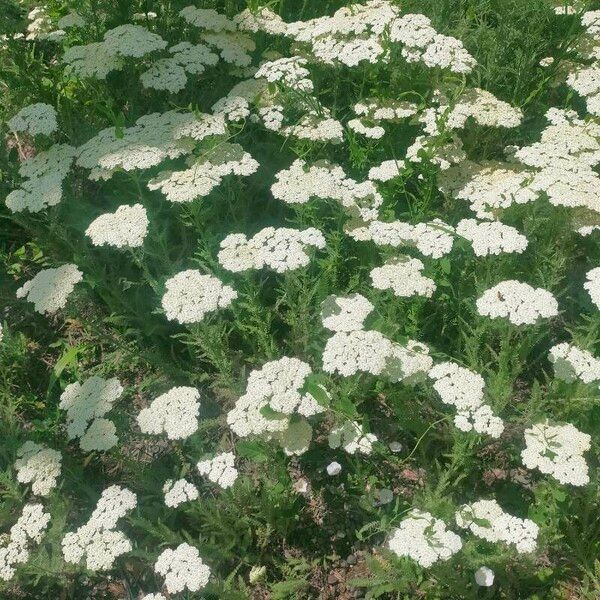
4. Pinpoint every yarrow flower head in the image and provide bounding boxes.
[62,485,136,571]
[584,267,600,309]
[351,219,455,258]
[438,160,538,220]
[161,270,237,324]
[388,510,462,567]
[14,441,62,496]
[85,204,148,248]
[16,264,82,315]
[137,386,201,440]
[102,25,167,58]
[218,227,326,273]
[148,143,258,203]
[1,503,50,581]
[197,452,238,488]
[521,421,591,485]
[76,111,227,181]
[271,159,383,222]
[59,376,123,451]
[227,357,325,439]
[154,543,211,594]
[370,256,436,298]
[476,280,558,325]
[8,103,58,137]
[456,499,539,553]
[6,143,77,213]
[428,362,504,437]
[163,479,199,507]
[320,293,374,332]
[328,420,377,455]
[456,219,528,256]
[549,342,600,384]
[255,56,313,92]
